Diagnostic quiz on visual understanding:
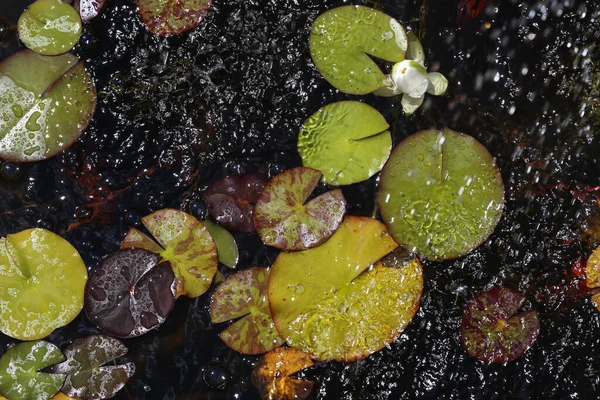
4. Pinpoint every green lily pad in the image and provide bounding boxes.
[0,341,66,400]
[378,128,504,260]
[137,0,212,36]
[18,0,82,56]
[298,101,392,186]
[121,208,218,298]
[51,335,135,400]
[210,267,284,354]
[269,216,424,362]
[0,228,88,341]
[254,167,346,251]
[0,50,96,162]
[203,220,239,268]
[309,5,407,95]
